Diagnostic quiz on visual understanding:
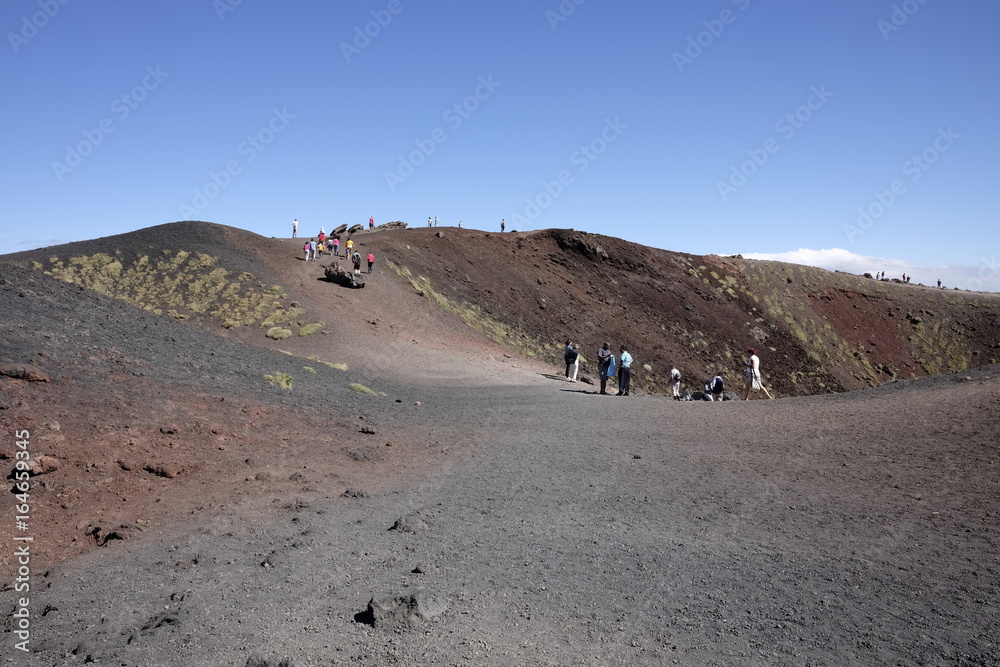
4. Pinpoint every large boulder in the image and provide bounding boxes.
[324,262,366,288]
